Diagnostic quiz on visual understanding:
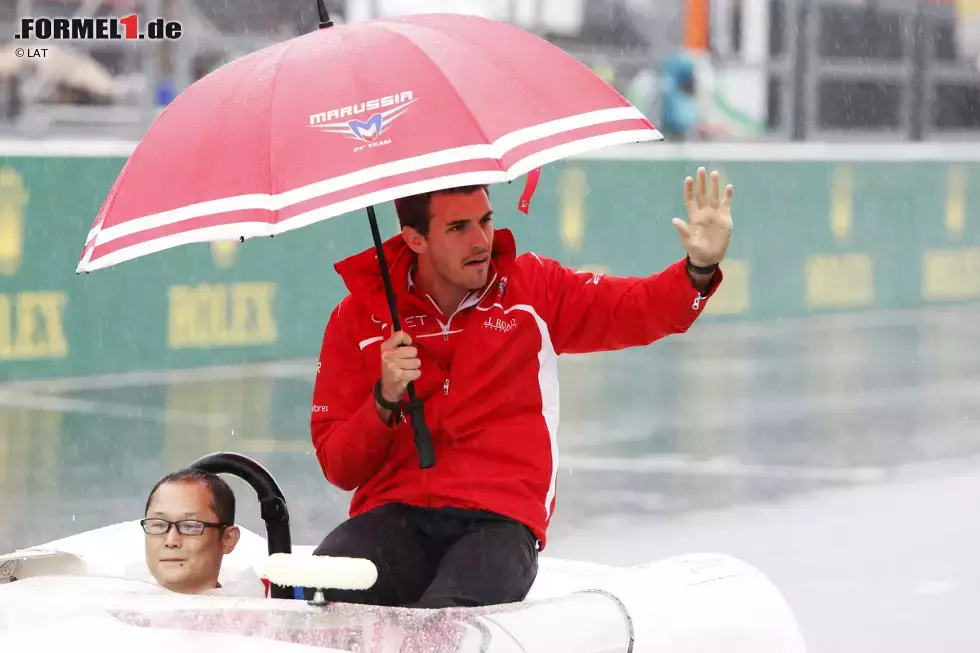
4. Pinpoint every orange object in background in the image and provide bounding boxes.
[684,0,710,51]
